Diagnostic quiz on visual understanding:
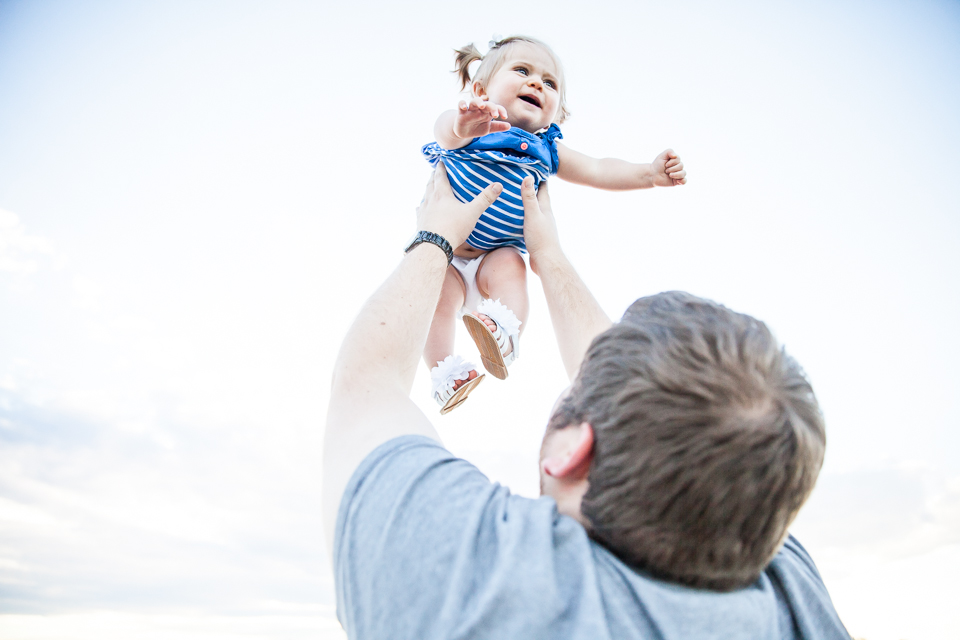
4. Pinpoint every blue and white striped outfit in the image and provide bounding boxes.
[422,124,563,253]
